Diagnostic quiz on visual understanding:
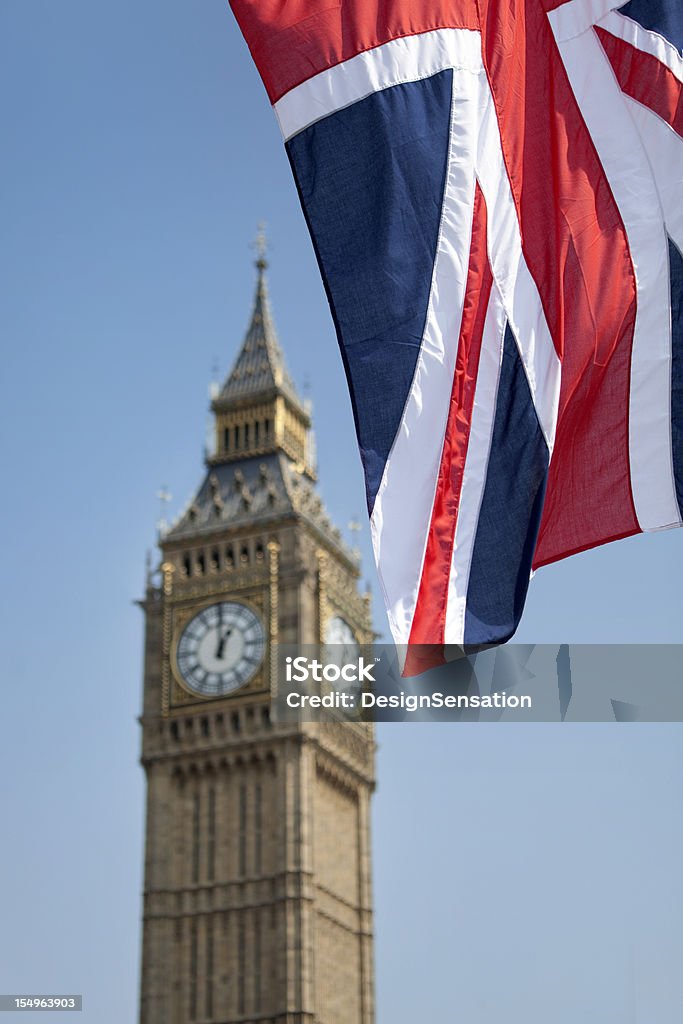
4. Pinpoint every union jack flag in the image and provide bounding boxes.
[229,1,683,656]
